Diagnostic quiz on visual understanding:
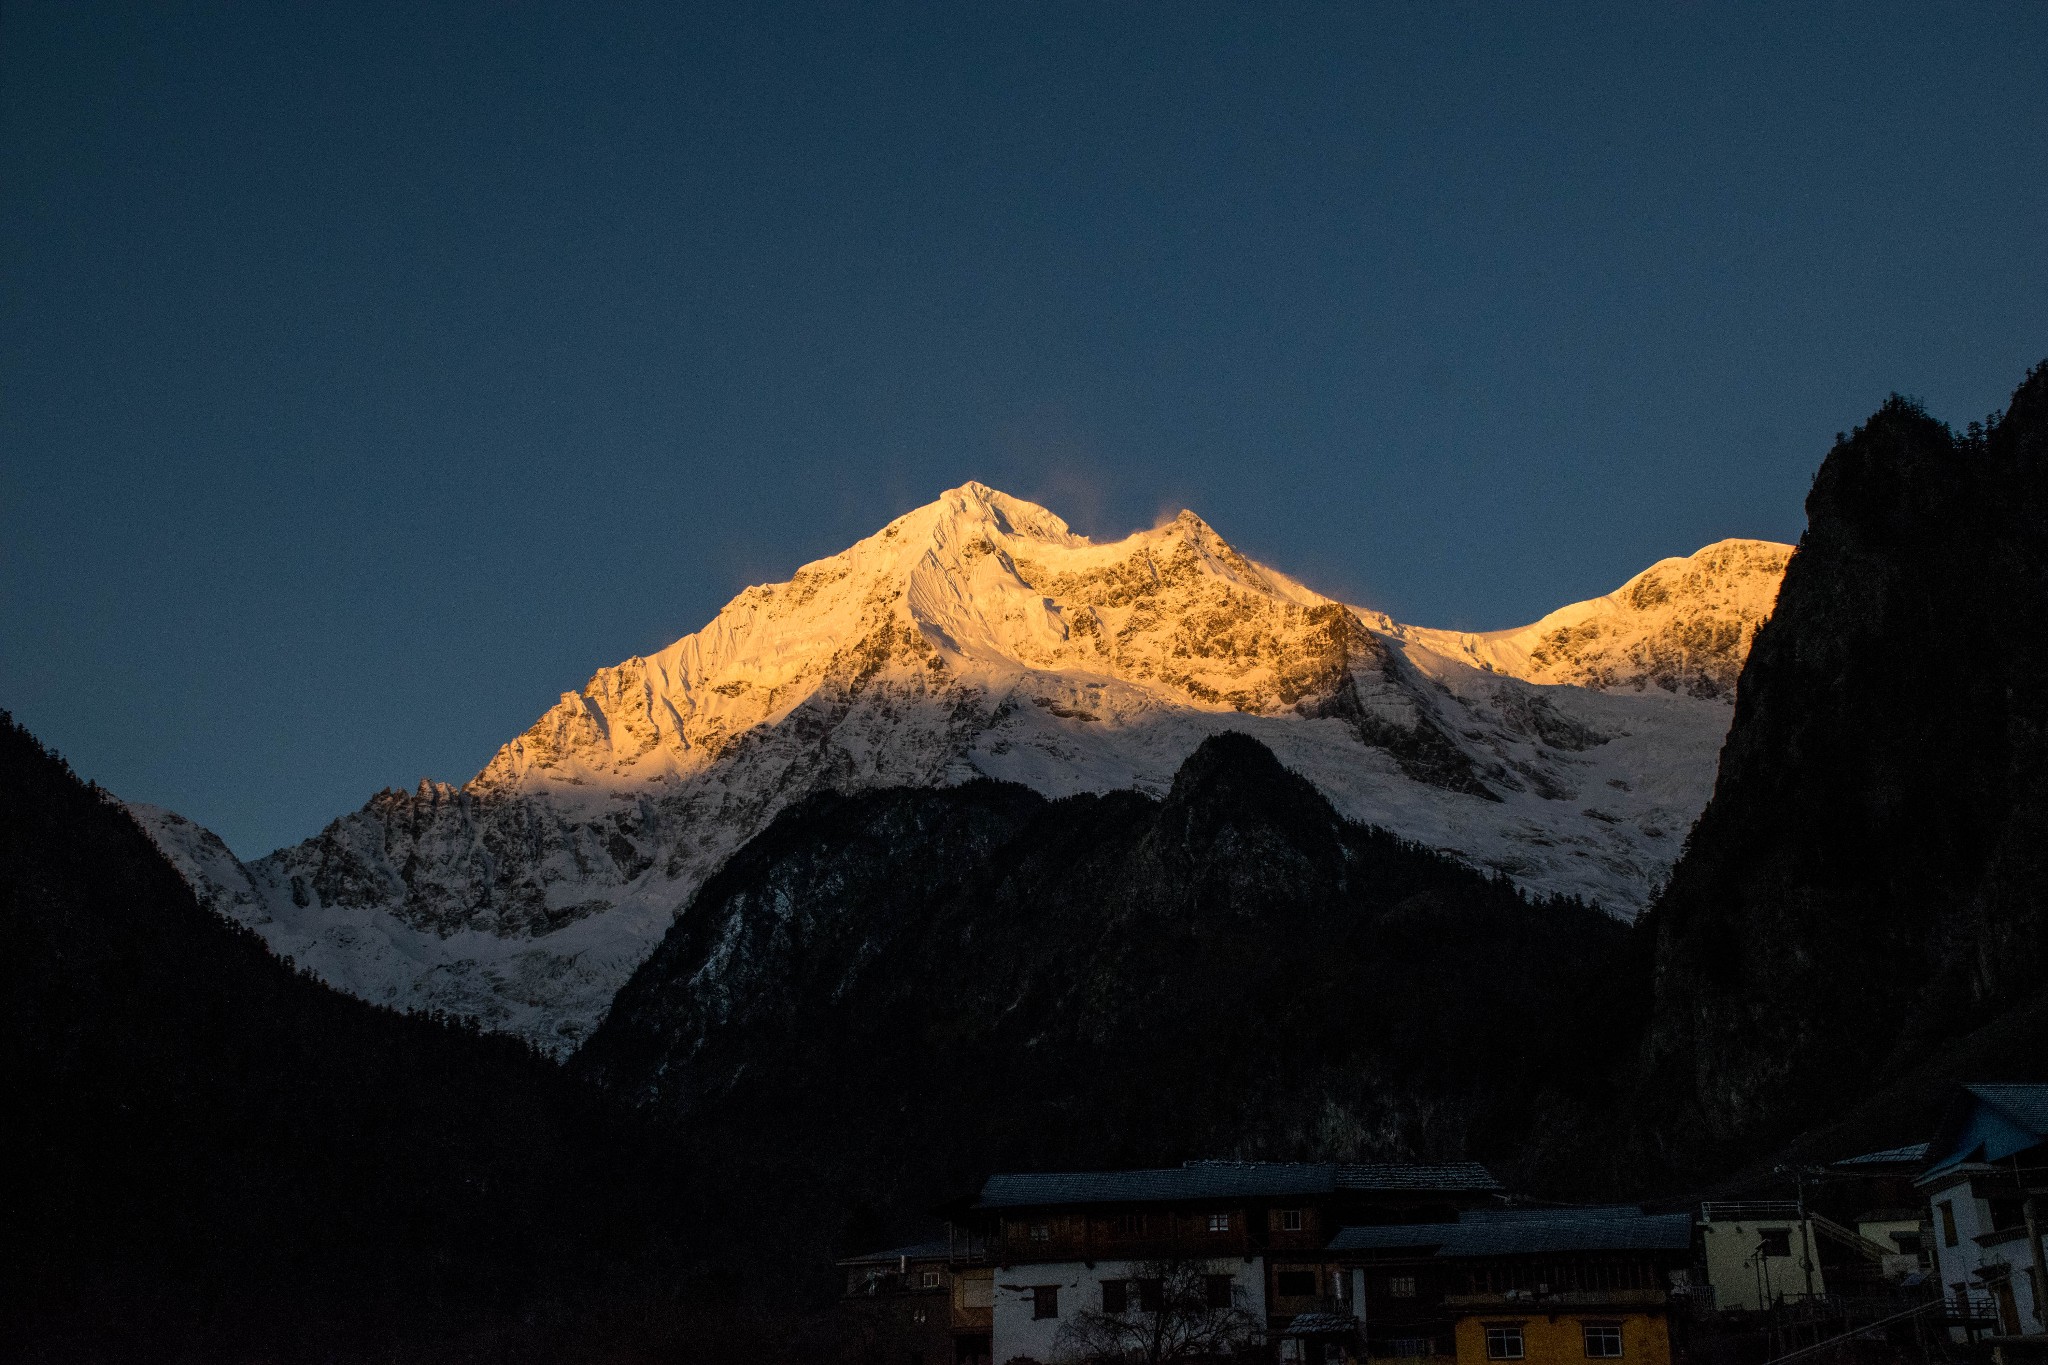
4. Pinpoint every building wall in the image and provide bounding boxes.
[1698,1219,1826,1310]
[990,1256,1265,1364]
[1452,1312,1669,1365]
[1922,1173,2044,1336]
